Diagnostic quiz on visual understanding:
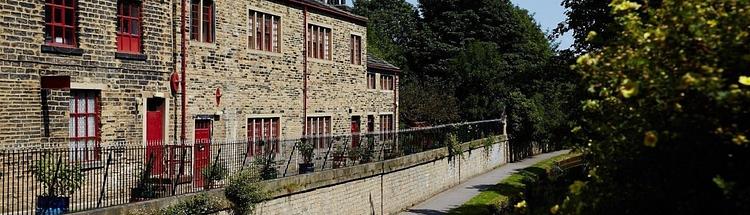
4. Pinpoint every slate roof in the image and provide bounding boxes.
[367,54,400,72]
[290,0,368,23]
